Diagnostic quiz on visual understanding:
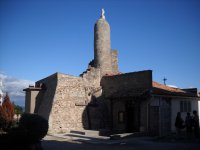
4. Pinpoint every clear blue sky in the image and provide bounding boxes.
[0,0,200,90]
